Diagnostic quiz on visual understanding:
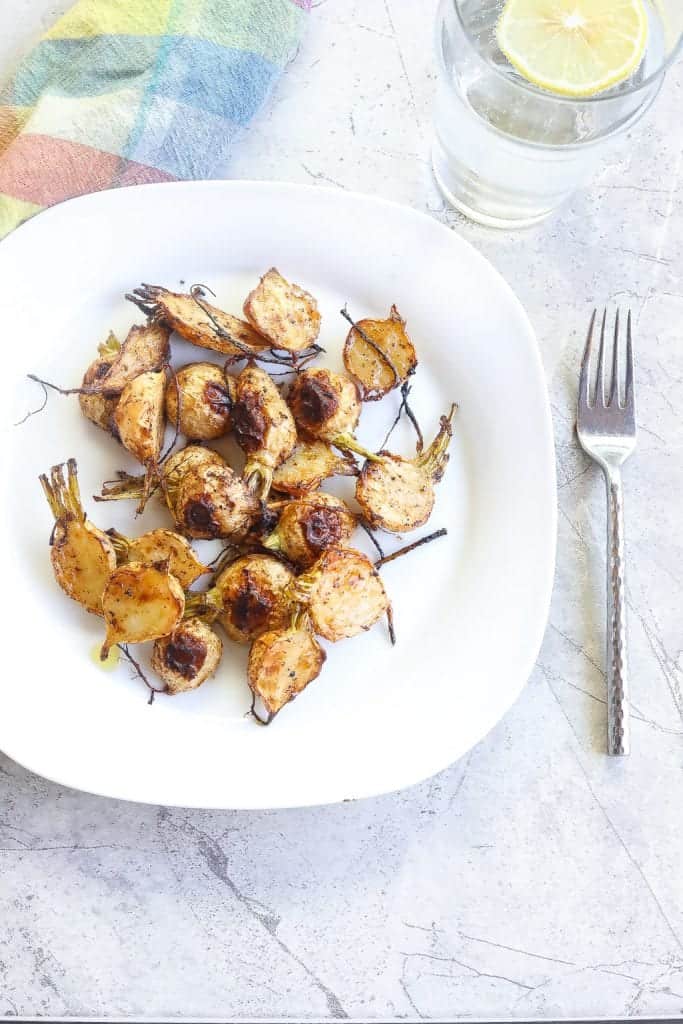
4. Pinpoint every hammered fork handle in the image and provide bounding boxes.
[604,466,630,756]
